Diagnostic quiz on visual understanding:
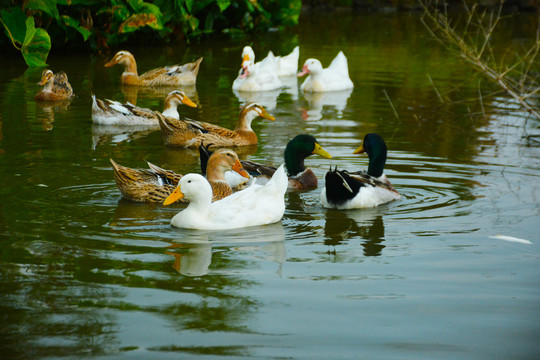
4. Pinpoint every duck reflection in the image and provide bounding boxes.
[166,223,286,276]
[300,88,353,121]
[165,242,212,276]
[233,89,281,111]
[324,210,386,256]
[35,99,72,131]
[121,84,199,105]
[91,123,159,149]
